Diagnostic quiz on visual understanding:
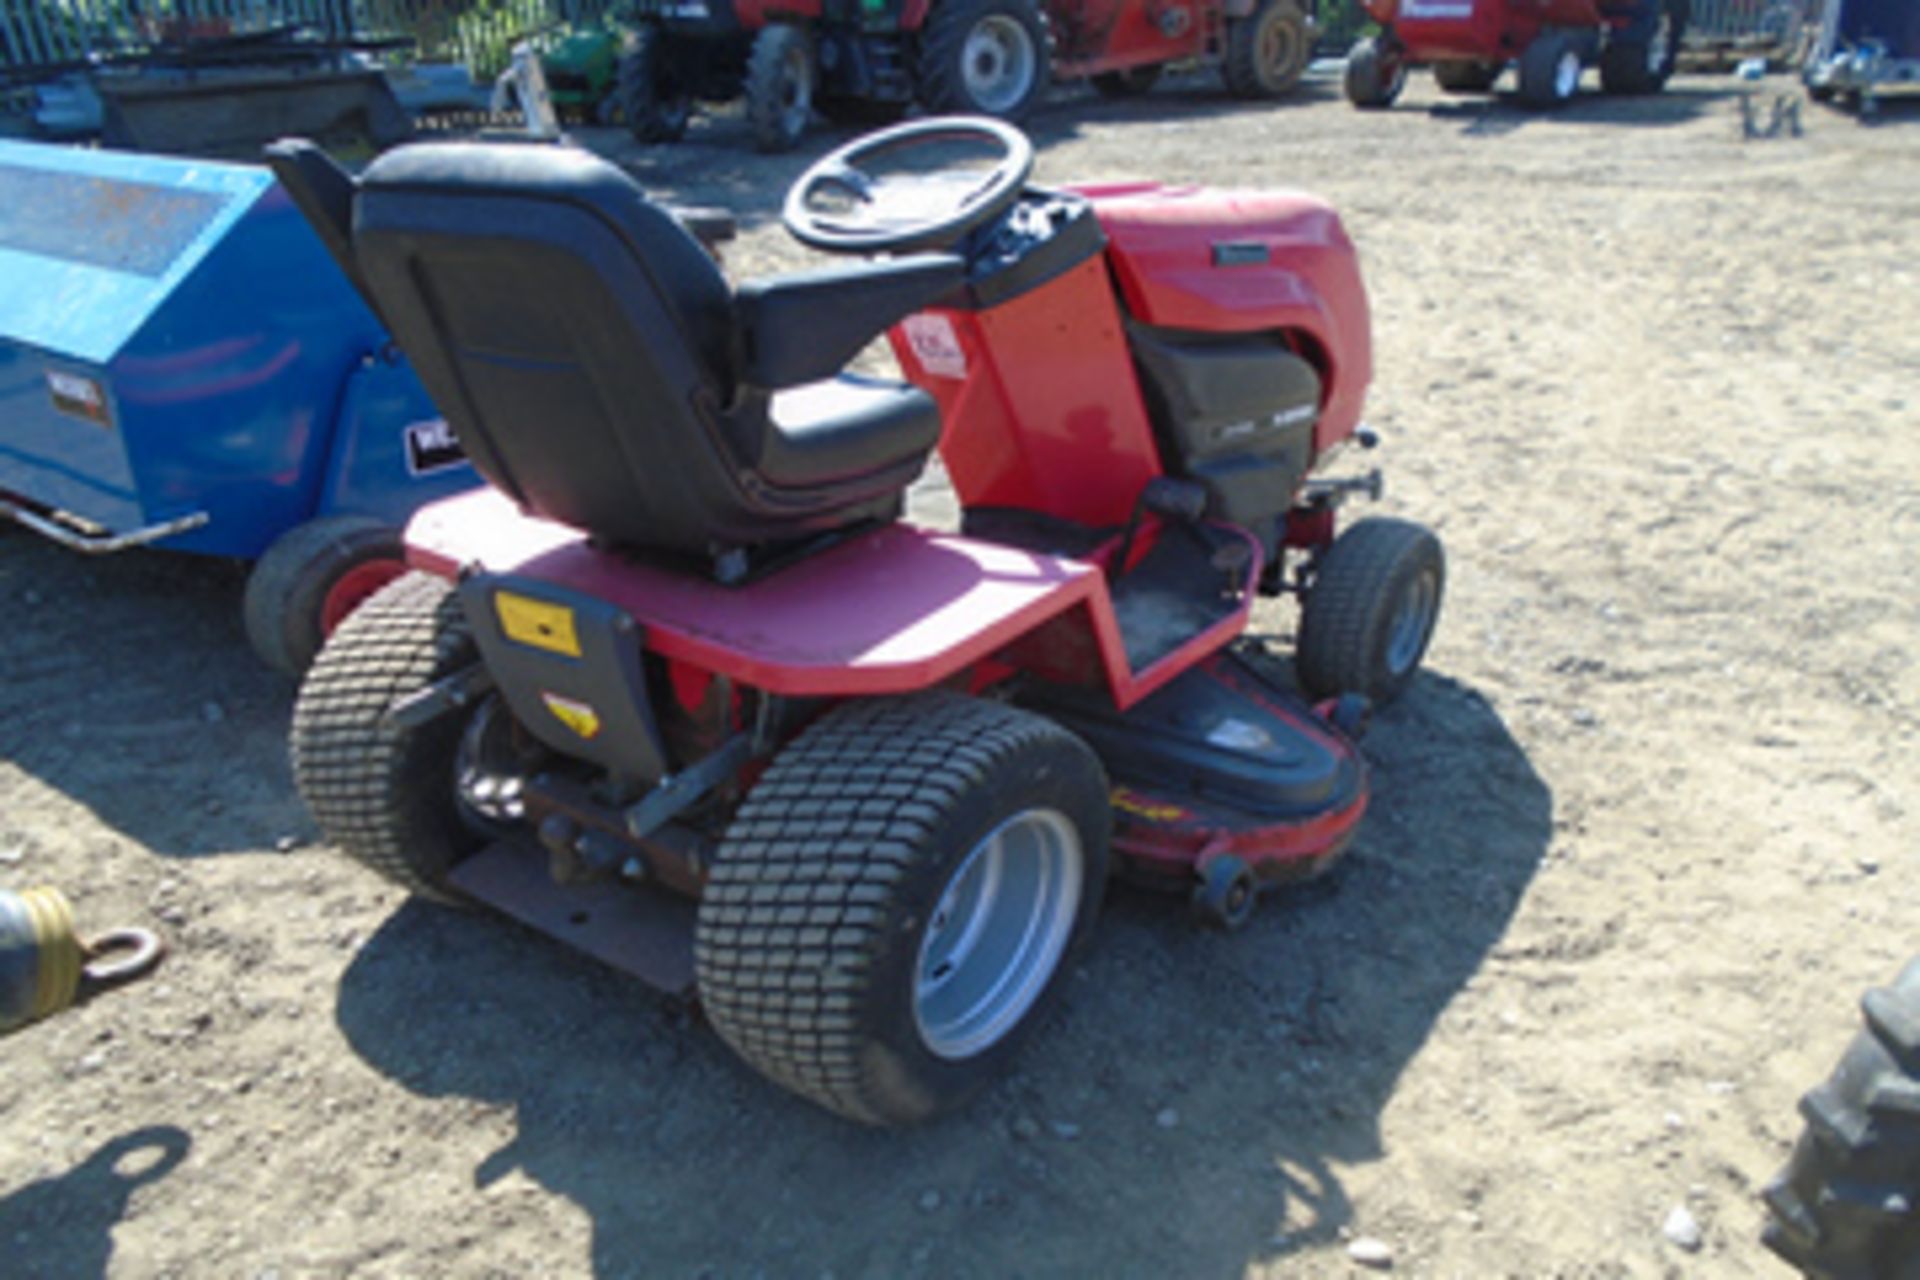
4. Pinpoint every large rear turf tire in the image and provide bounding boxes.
[244,514,405,677]
[916,0,1049,121]
[697,692,1110,1125]
[292,572,485,903]
[1296,517,1444,705]
[1223,0,1311,99]
[746,23,815,153]
[1345,36,1407,109]
[618,24,692,143]
[1764,958,1920,1278]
